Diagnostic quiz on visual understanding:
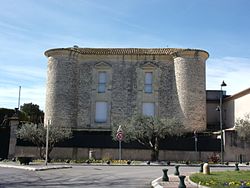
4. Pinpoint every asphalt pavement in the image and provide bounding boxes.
[0,162,249,188]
